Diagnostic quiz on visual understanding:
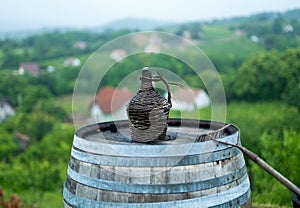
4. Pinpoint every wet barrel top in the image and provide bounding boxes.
[73,119,239,158]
